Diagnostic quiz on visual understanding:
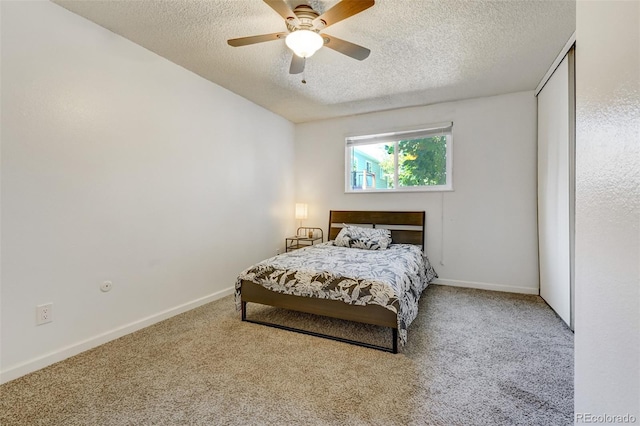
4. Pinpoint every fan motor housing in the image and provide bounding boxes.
[287,4,323,32]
